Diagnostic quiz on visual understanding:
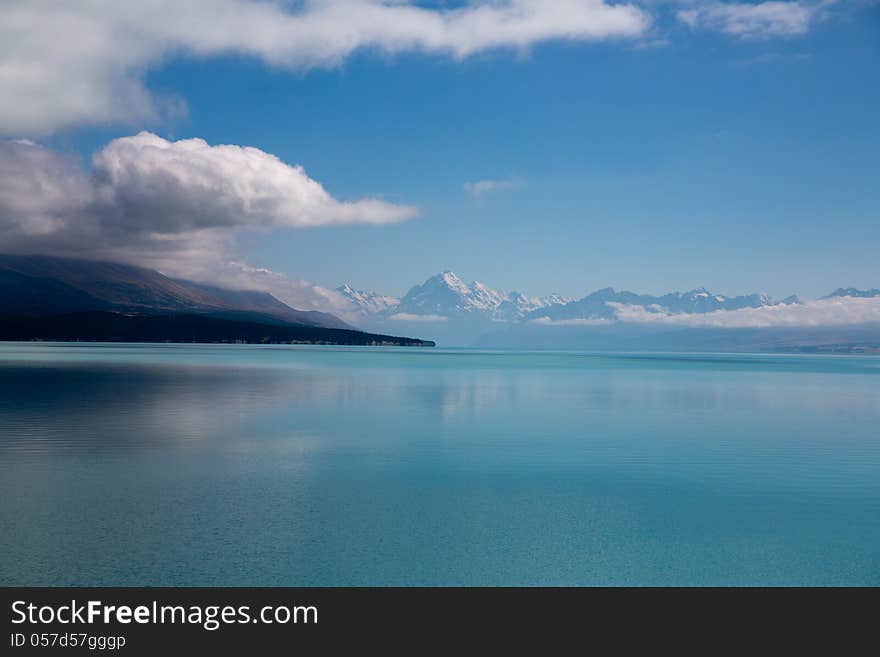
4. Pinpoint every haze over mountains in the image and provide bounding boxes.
[824,288,880,299]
